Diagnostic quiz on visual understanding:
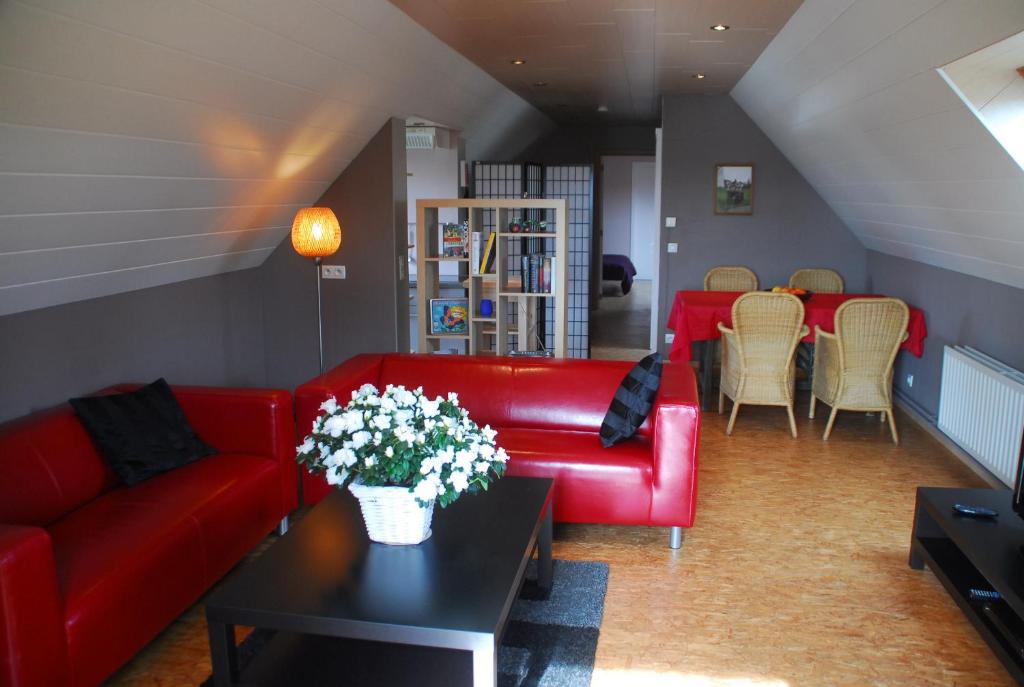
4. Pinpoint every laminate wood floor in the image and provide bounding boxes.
[107,394,1011,686]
